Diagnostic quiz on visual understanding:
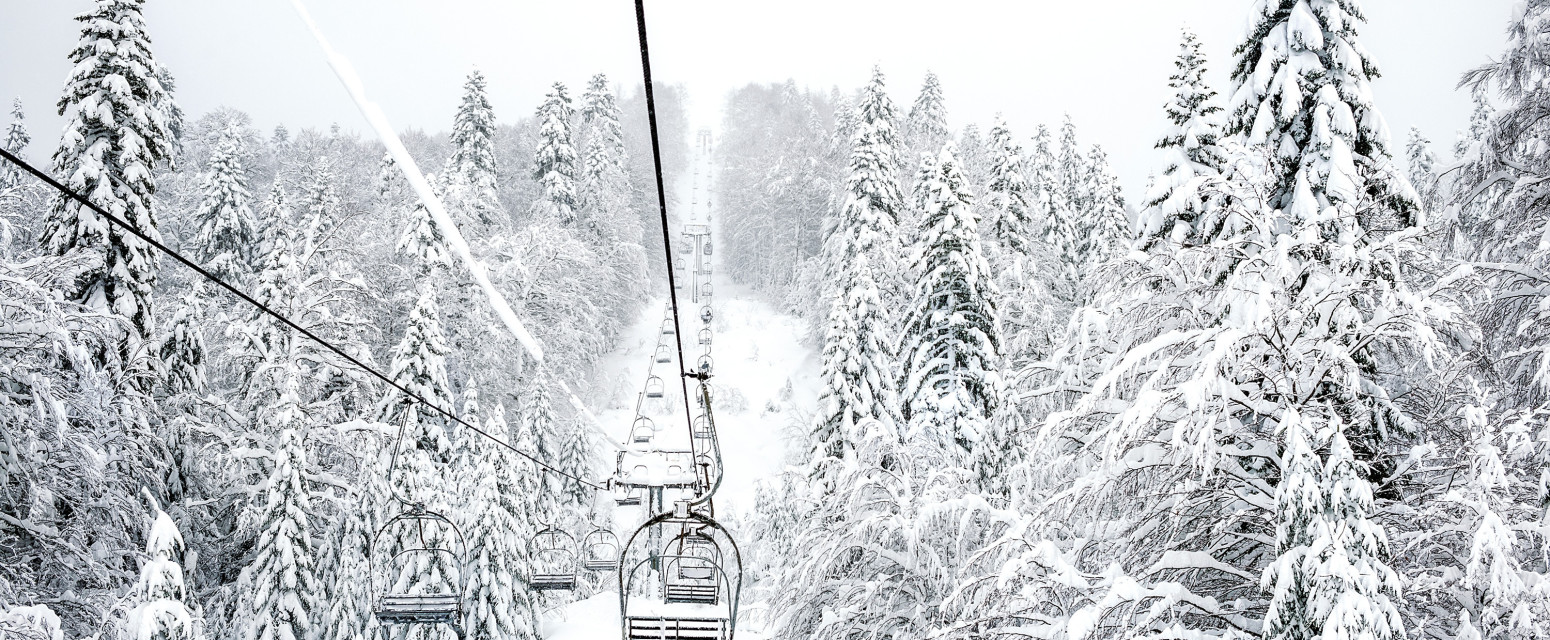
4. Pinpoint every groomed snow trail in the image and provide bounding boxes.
[543,139,820,639]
